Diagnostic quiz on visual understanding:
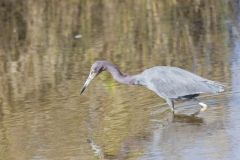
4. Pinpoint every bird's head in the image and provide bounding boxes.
[80,61,108,94]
